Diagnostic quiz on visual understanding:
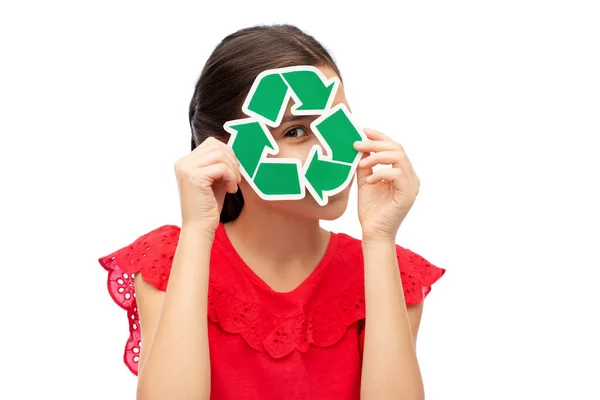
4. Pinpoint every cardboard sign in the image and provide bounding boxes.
[224,66,366,206]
